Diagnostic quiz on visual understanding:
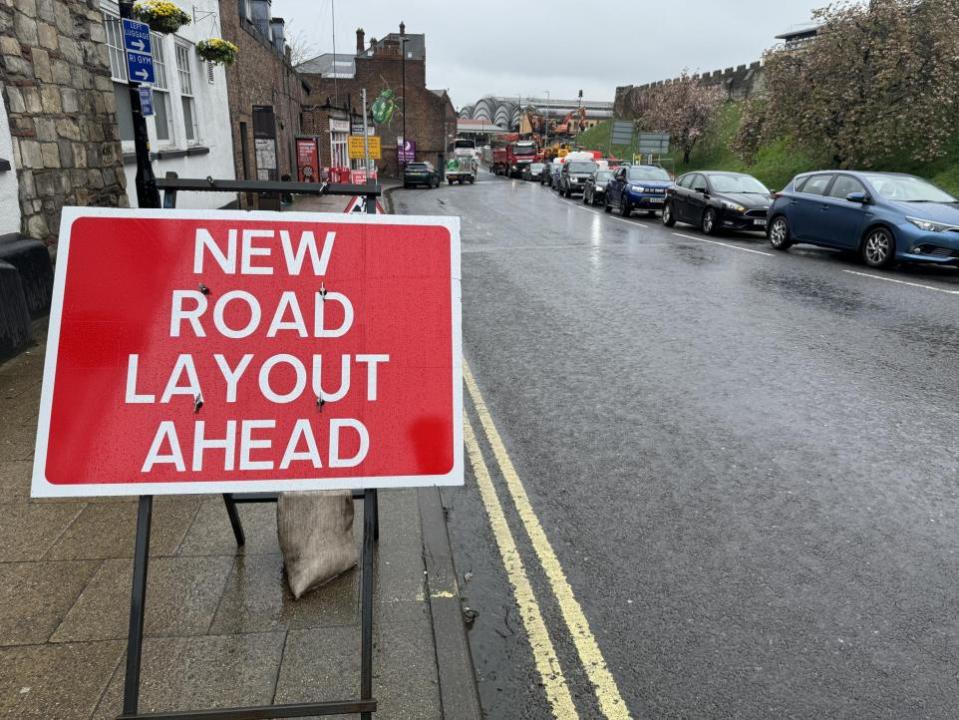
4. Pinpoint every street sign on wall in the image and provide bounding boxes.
[397,138,416,163]
[348,135,382,160]
[32,208,463,497]
[295,137,319,183]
